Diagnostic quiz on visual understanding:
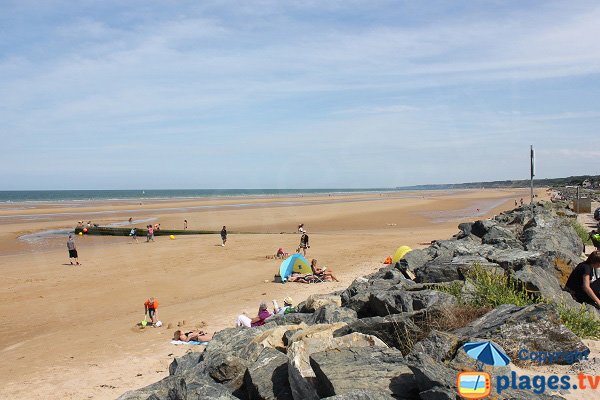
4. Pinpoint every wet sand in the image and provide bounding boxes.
[0,188,541,399]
